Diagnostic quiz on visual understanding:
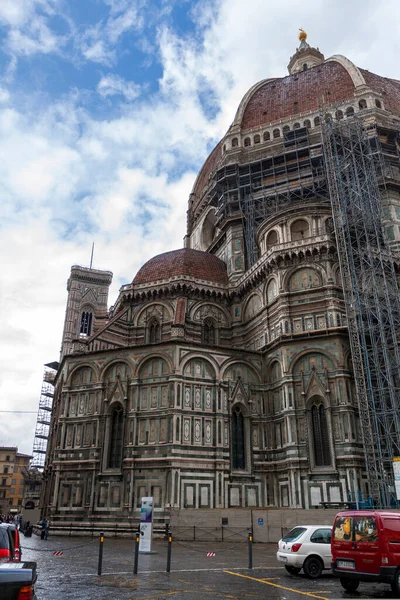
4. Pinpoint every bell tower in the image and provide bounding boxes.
[60,265,113,359]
